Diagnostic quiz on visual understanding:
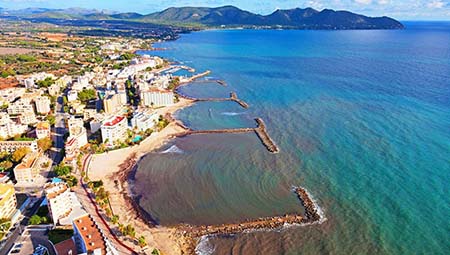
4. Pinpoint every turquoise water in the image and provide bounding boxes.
[135,22,450,254]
